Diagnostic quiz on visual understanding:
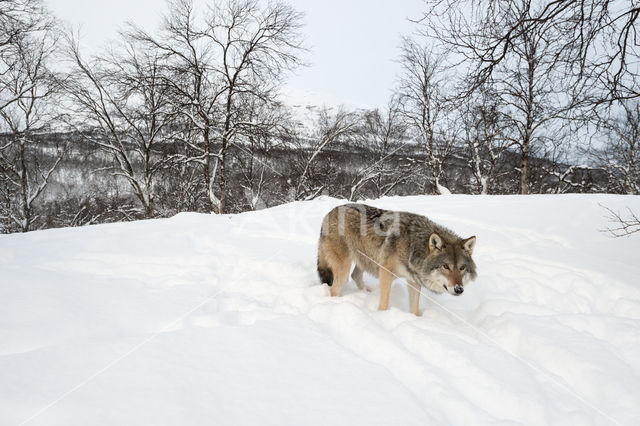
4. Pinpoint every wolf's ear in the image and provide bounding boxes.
[462,236,476,255]
[428,232,443,252]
